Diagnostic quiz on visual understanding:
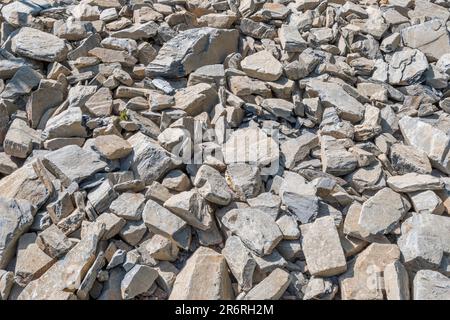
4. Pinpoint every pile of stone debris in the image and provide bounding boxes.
[0,0,450,300]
